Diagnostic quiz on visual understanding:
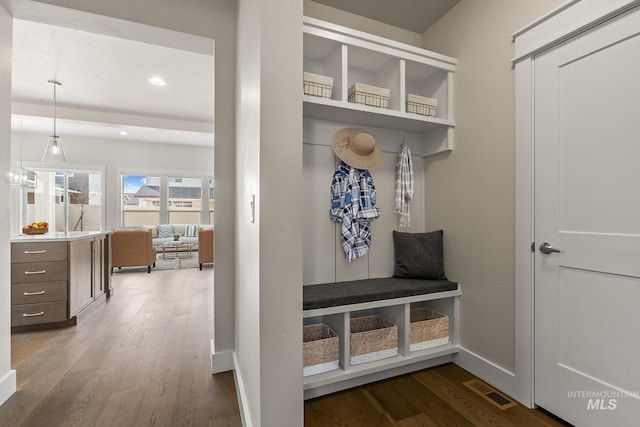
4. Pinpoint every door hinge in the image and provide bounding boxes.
[531,241,535,252]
